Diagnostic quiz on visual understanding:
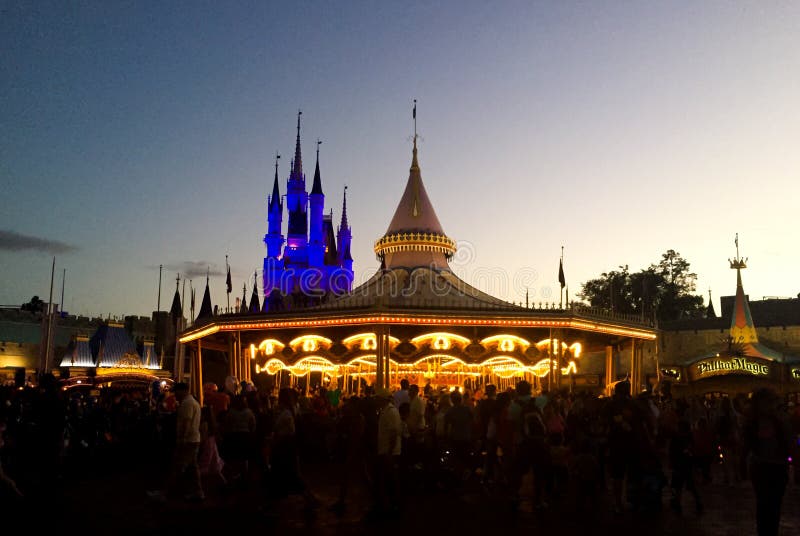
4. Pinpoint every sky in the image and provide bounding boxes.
[2,1,799,318]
